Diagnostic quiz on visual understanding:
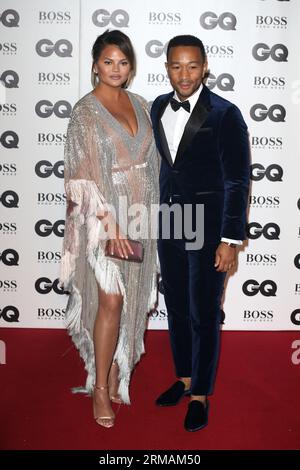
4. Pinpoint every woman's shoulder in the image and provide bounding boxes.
[127,91,148,106]
[71,92,95,120]
[127,90,150,113]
